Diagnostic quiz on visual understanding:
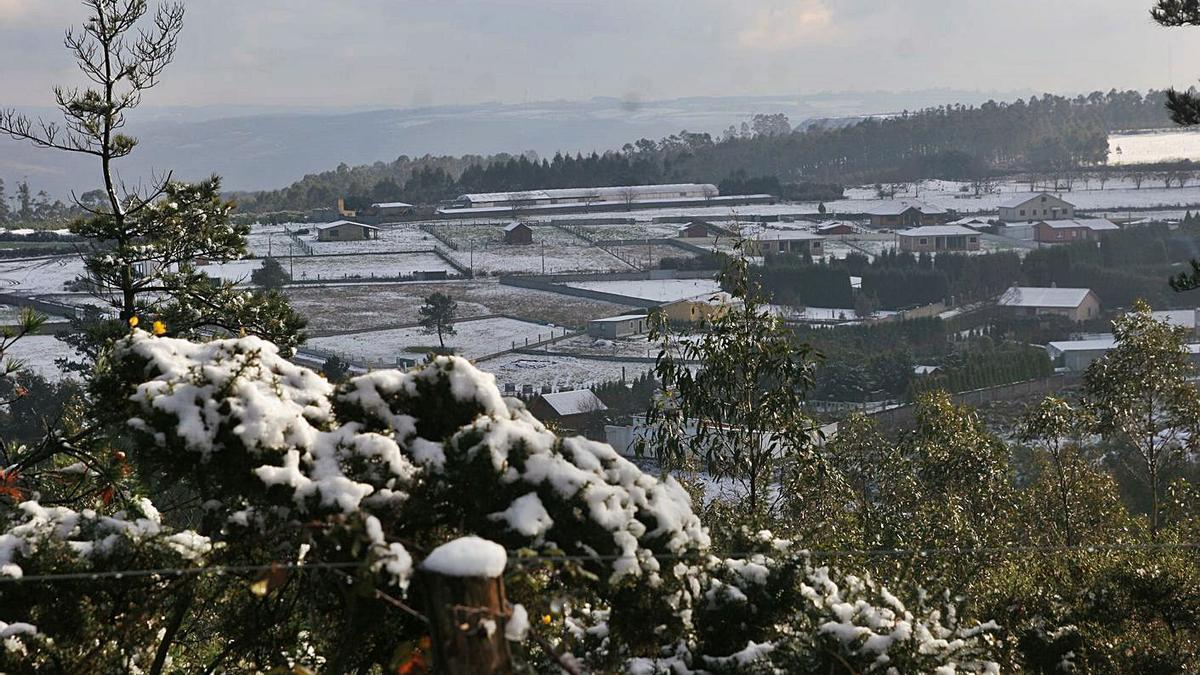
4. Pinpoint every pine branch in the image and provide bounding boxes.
[1166,89,1200,126]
